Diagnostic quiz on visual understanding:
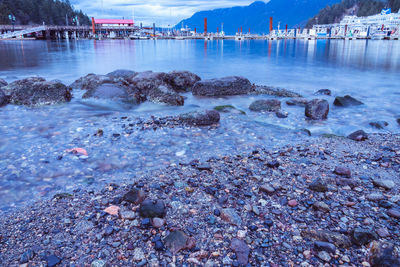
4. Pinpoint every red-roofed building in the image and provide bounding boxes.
[93,18,134,27]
